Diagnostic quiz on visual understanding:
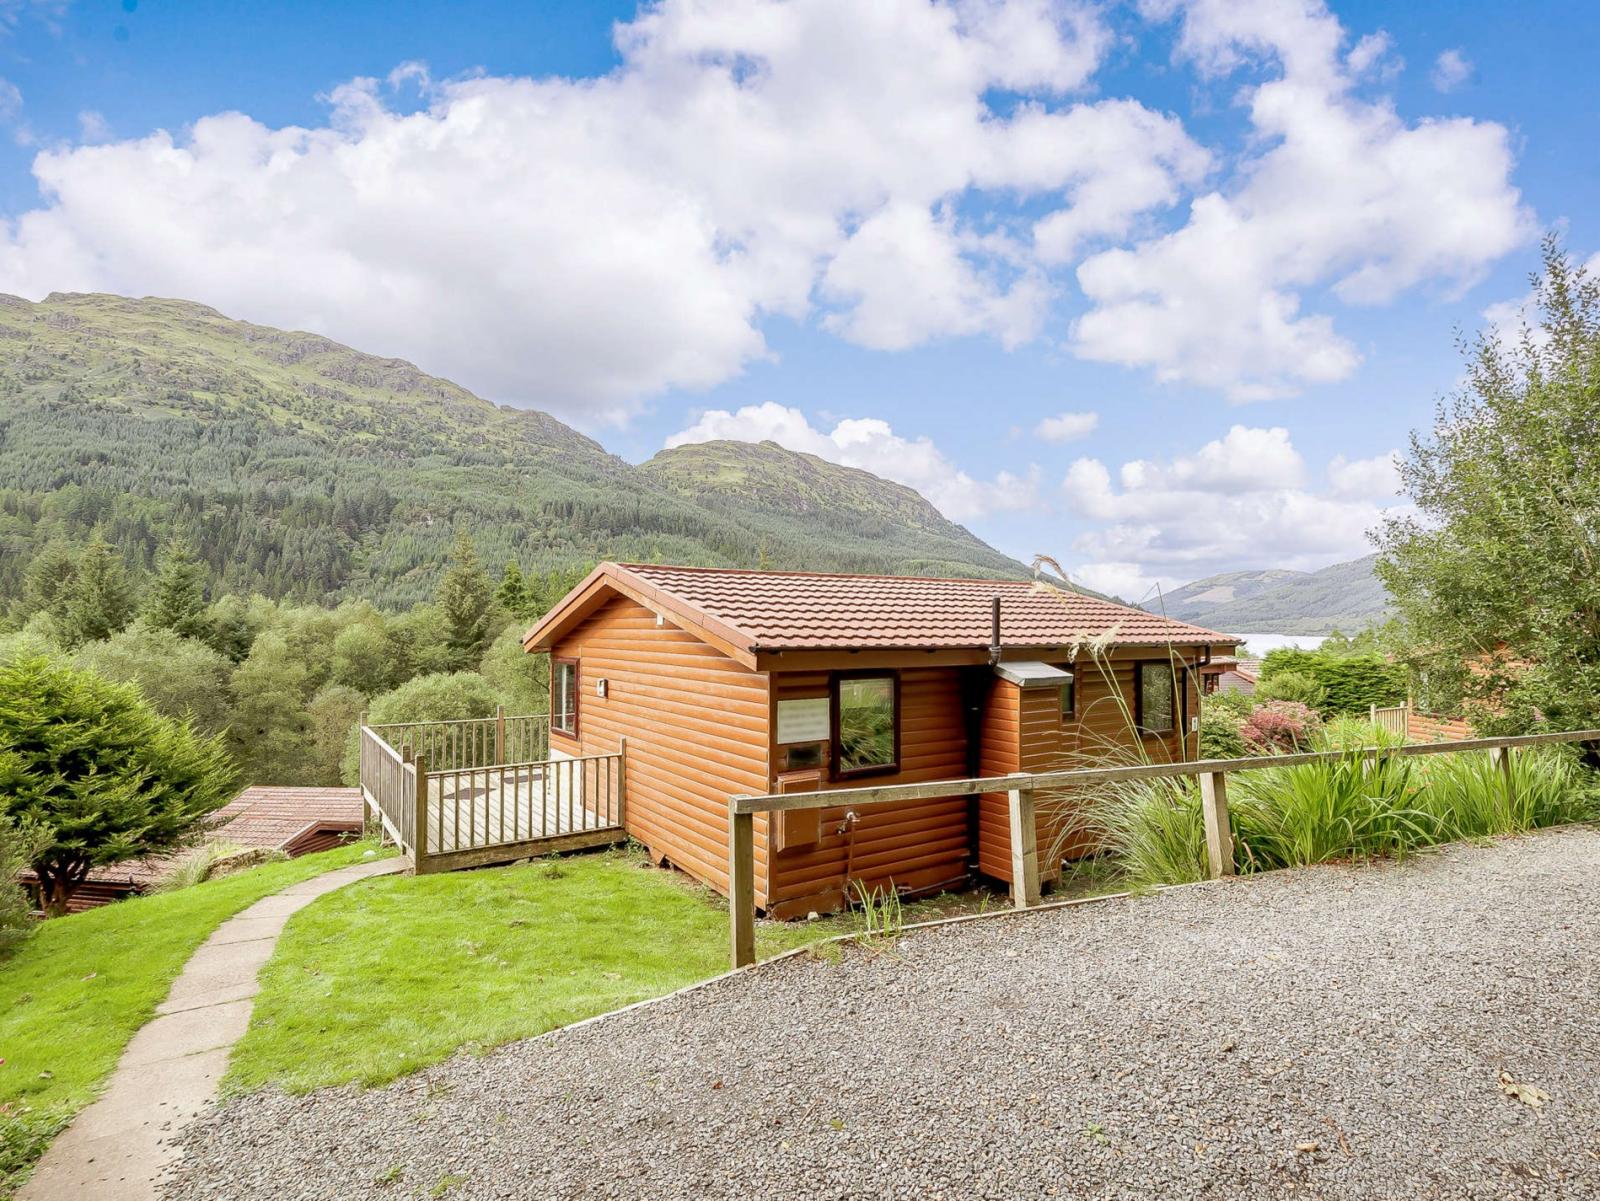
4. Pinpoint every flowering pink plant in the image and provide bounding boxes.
[1240,700,1321,754]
